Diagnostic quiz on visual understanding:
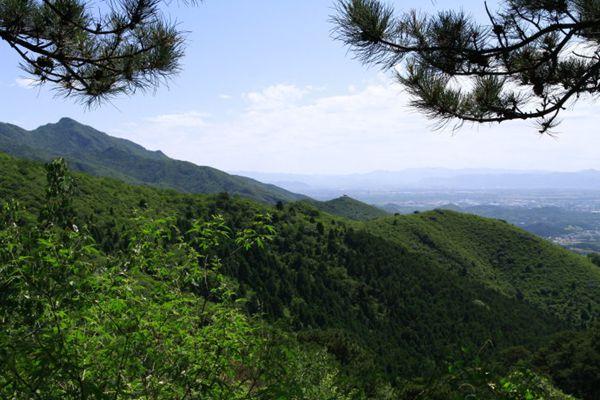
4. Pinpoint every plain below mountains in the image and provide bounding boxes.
[0,118,304,204]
